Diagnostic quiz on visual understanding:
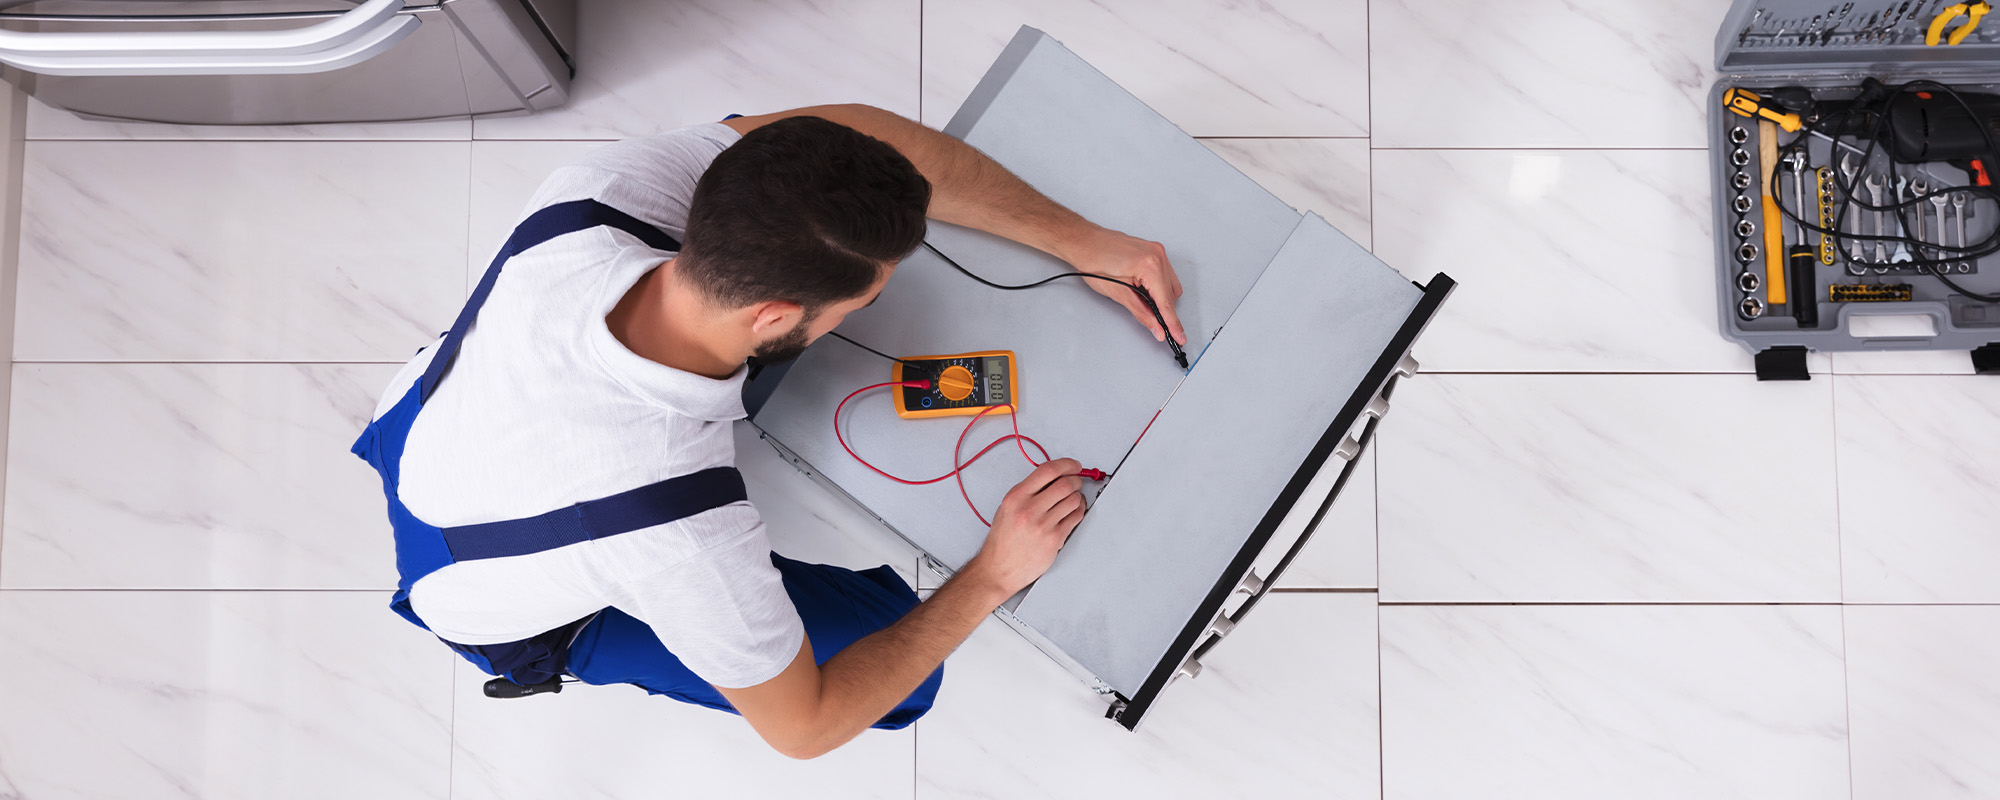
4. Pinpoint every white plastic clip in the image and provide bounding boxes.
[1334,435,1363,461]
[1363,394,1390,421]
[1176,659,1203,680]
[1234,570,1266,596]
[1207,613,1237,638]
[1394,353,1420,378]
